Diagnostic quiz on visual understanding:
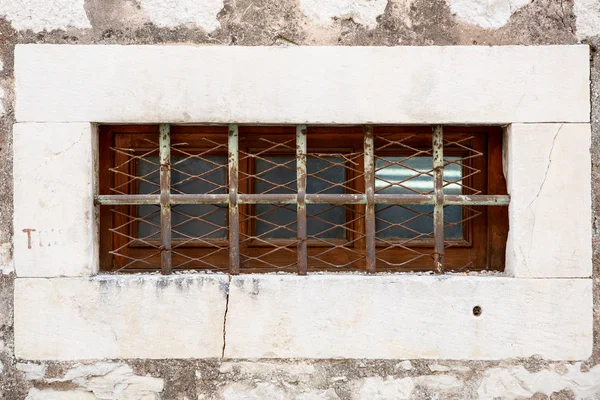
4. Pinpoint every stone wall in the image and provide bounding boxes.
[1,1,600,399]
